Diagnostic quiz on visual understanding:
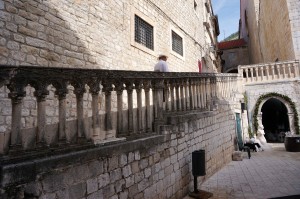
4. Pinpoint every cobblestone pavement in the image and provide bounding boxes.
[184,143,300,199]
